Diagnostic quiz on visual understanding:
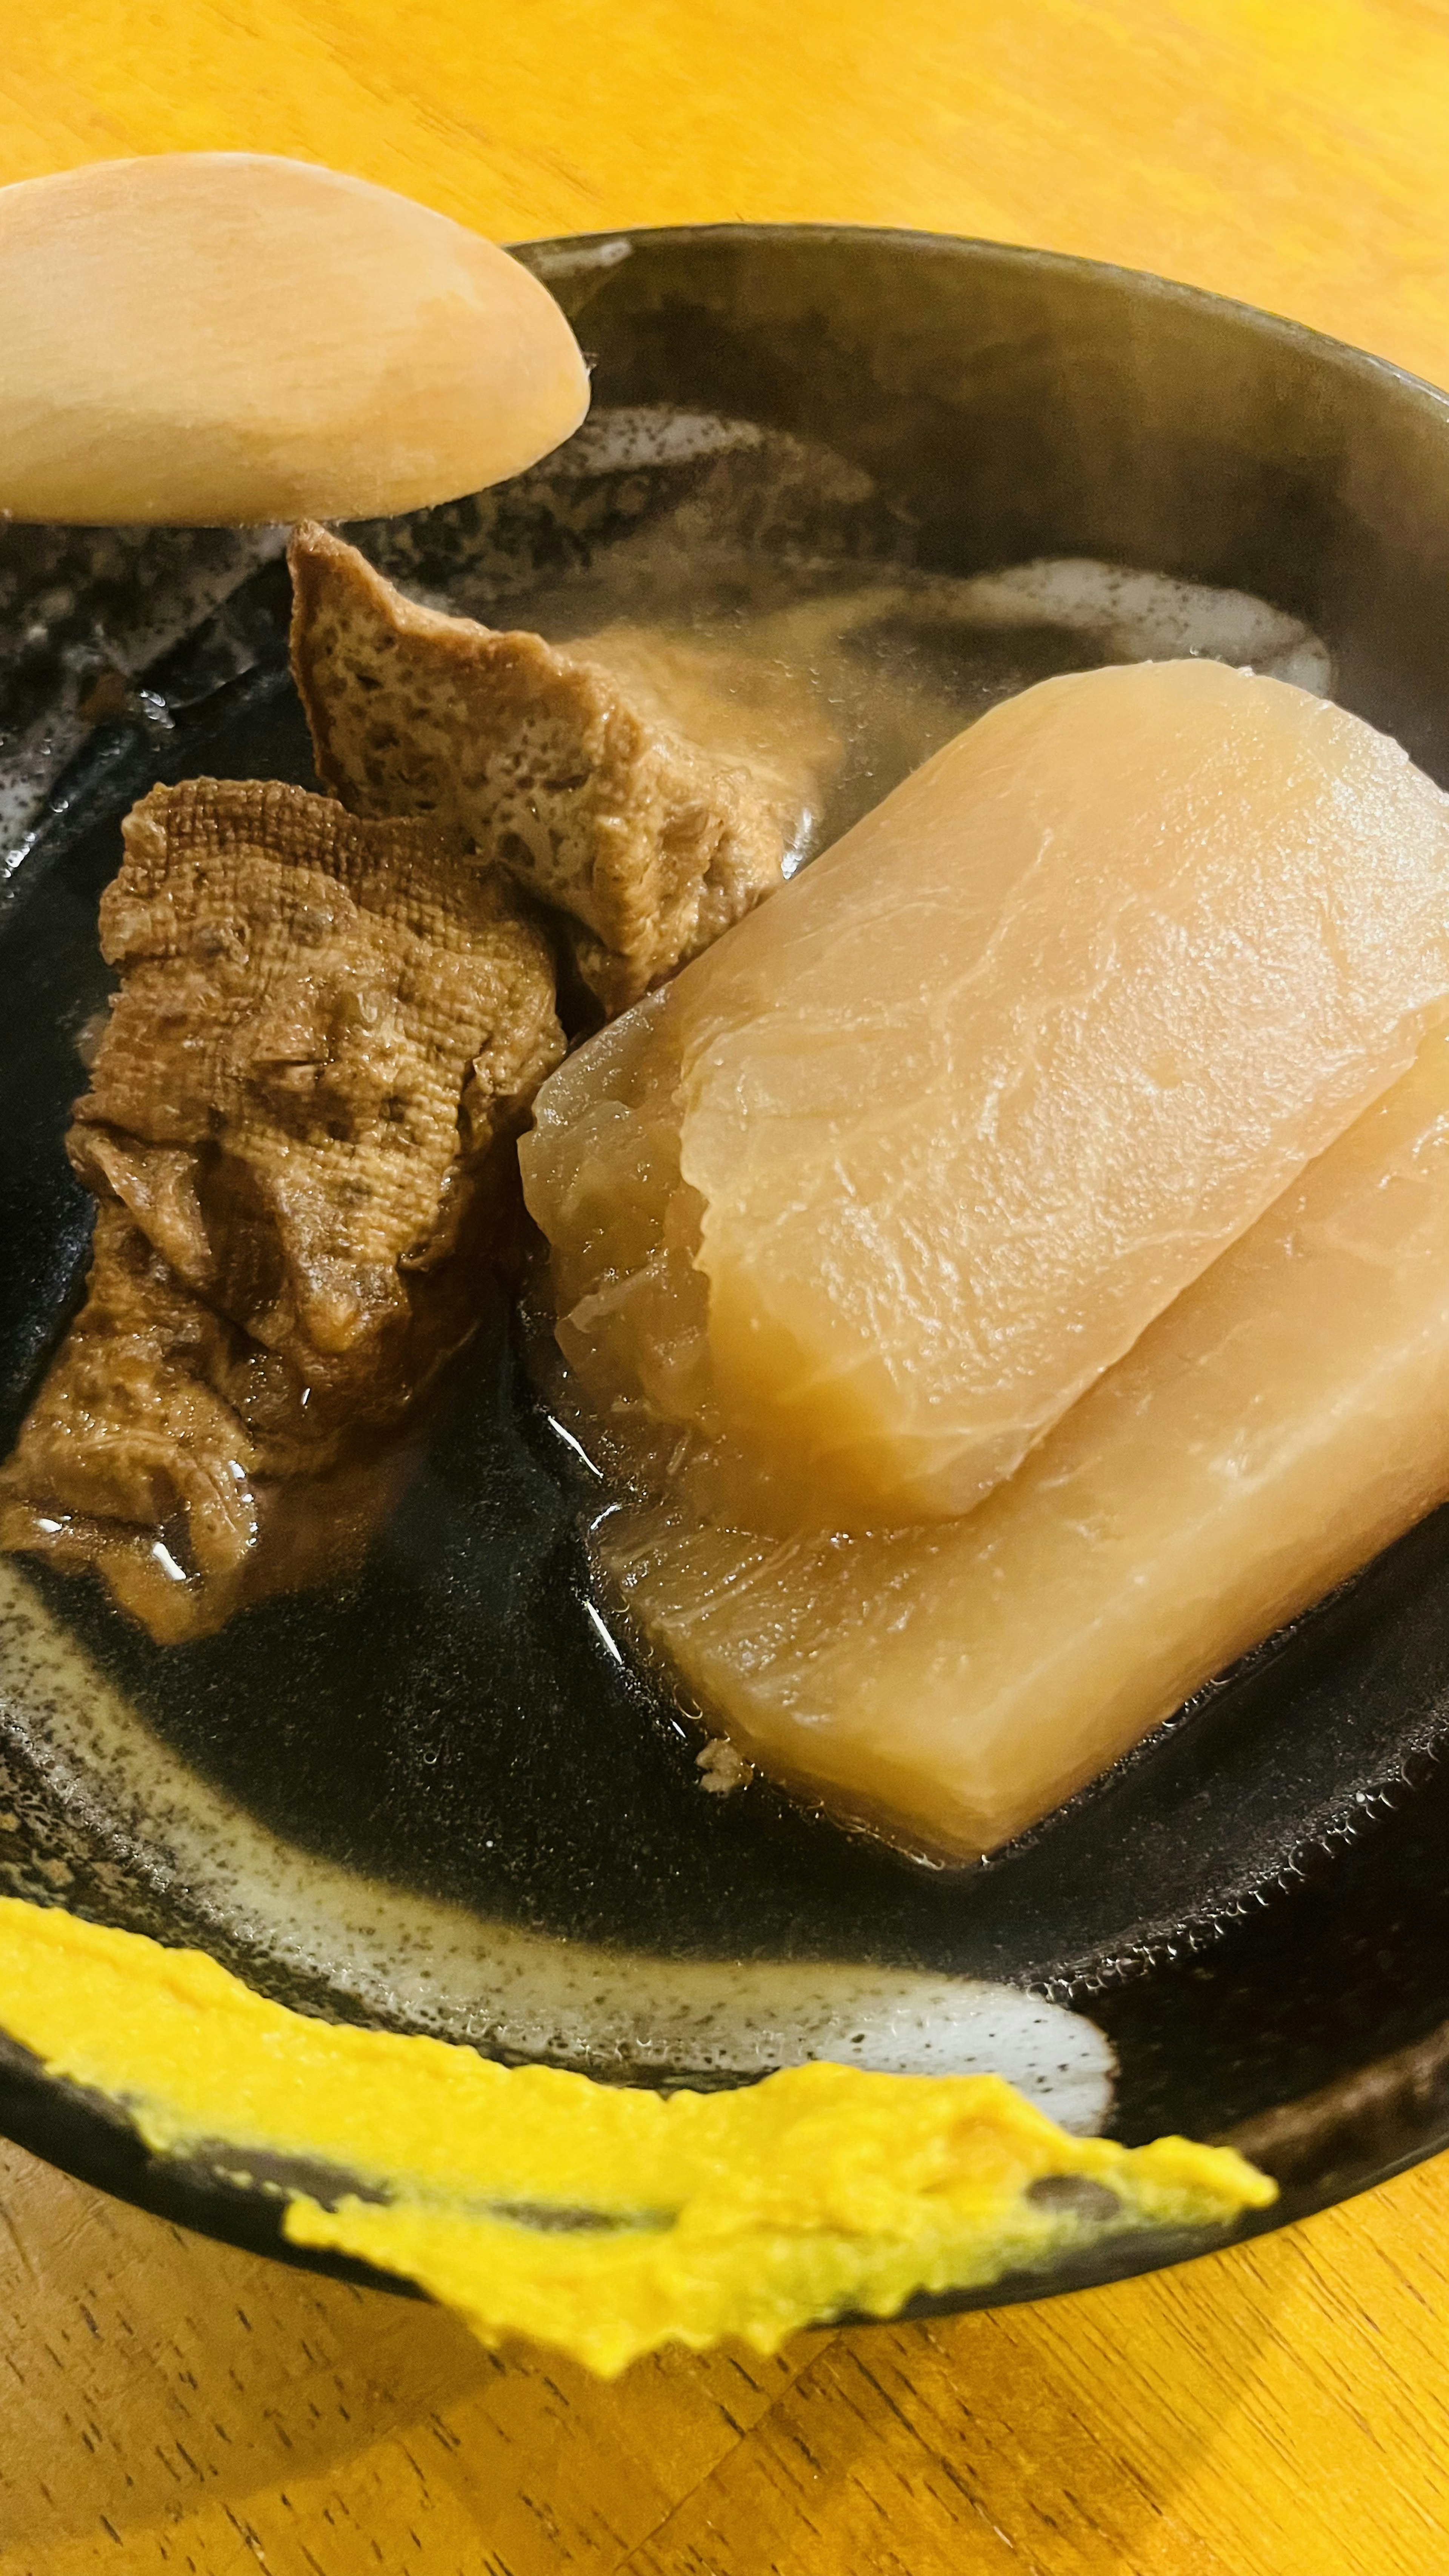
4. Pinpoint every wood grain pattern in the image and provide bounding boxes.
[2,2138,1448,2571]
[3,1,1449,2566]
[3,0,1449,383]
